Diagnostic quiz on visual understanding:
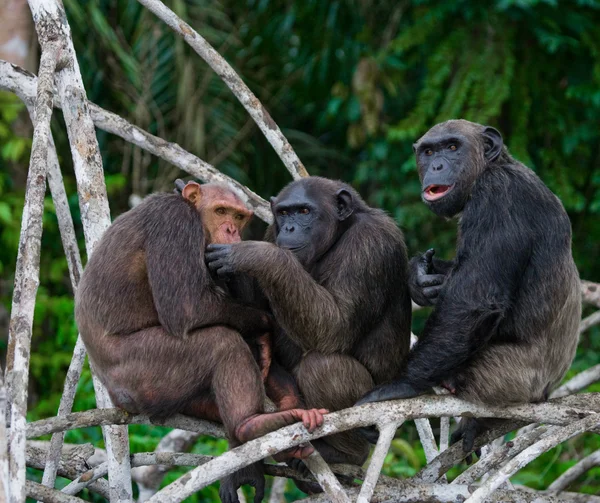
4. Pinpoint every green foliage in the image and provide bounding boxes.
[2,0,600,500]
